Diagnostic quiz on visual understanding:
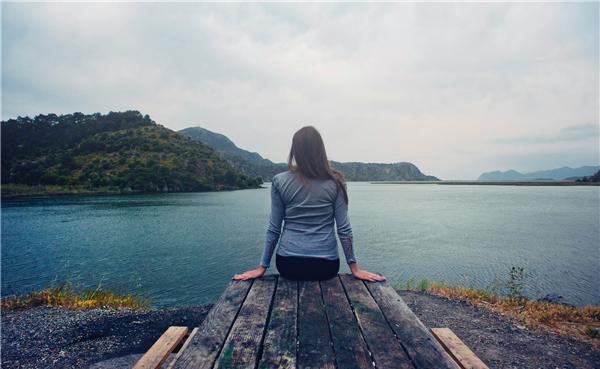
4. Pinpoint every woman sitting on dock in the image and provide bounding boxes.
[233,126,386,282]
